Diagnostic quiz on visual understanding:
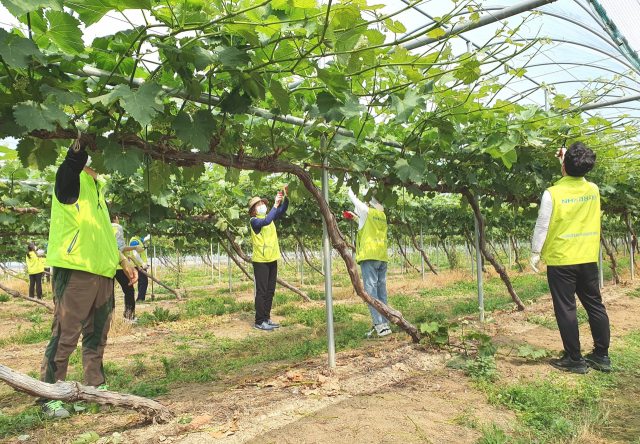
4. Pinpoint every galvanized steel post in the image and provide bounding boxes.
[474,195,484,322]
[321,138,336,368]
